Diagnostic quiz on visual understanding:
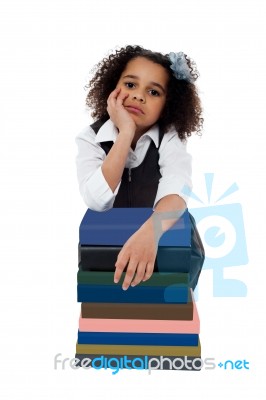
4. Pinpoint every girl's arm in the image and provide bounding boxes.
[114,194,186,290]
[101,89,136,192]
